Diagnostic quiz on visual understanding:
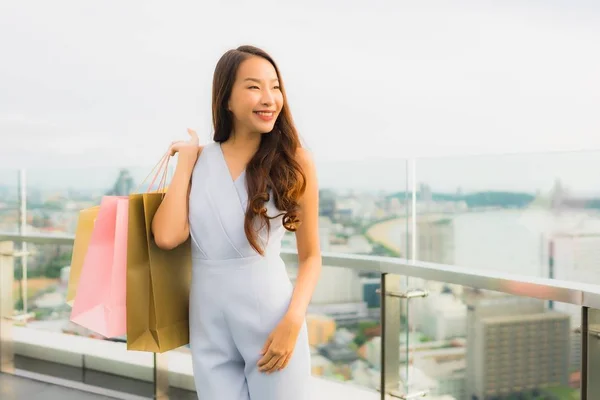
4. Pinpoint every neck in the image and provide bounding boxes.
[224,128,261,155]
